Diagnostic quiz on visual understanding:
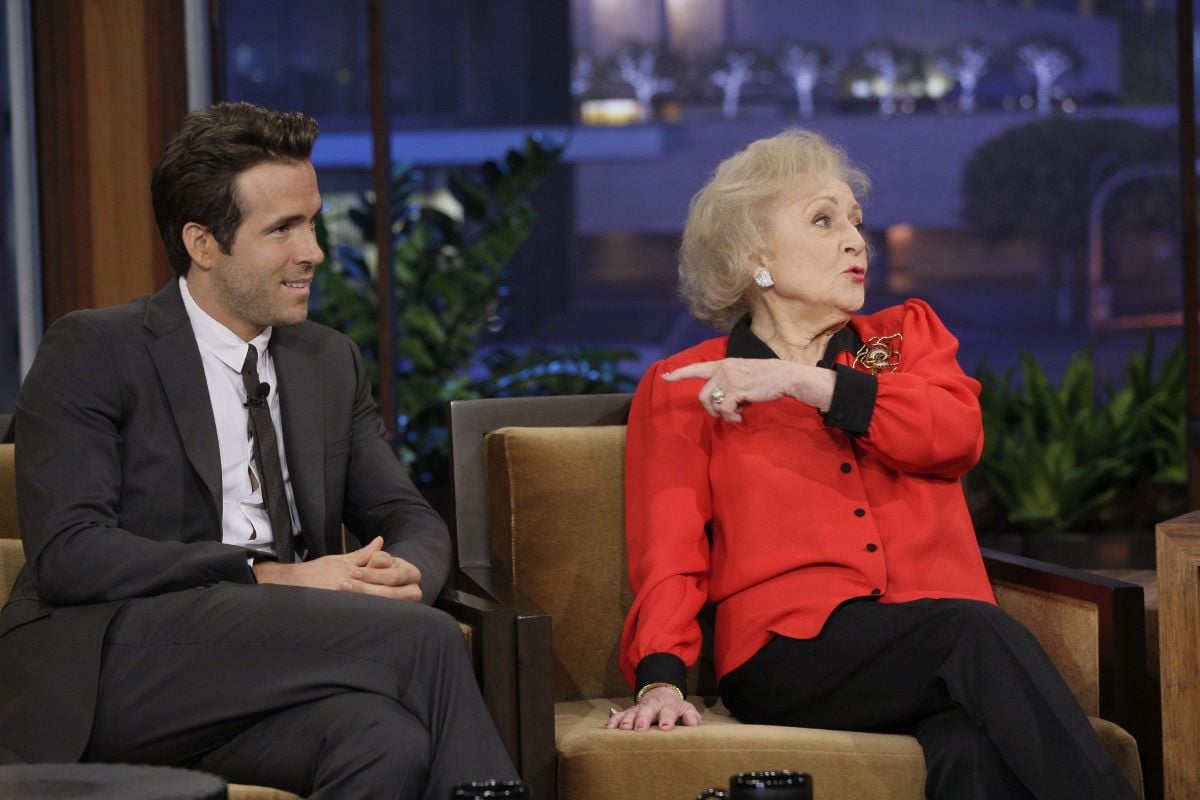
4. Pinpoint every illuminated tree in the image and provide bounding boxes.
[777,42,832,118]
[571,49,595,98]
[845,39,922,115]
[610,43,675,118]
[937,40,992,112]
[864,43,900,114]
[709,49,758,120]
[1014,35,1082,115]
